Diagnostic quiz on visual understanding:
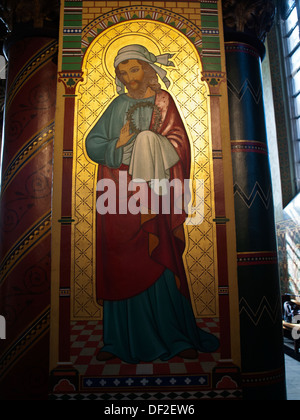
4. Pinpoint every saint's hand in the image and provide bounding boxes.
[116,121,132,148]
